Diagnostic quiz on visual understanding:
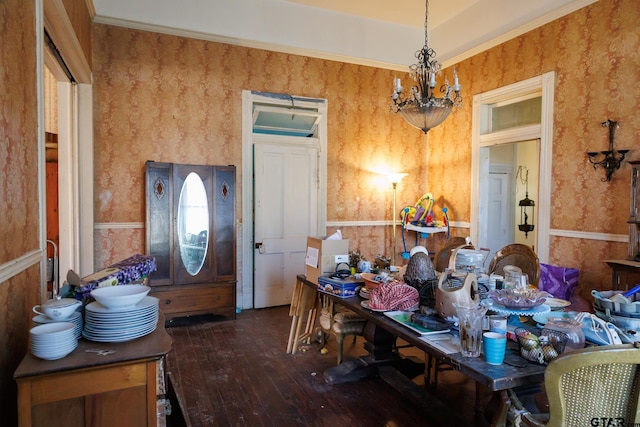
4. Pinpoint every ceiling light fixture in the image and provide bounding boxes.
[391,0,462,134]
